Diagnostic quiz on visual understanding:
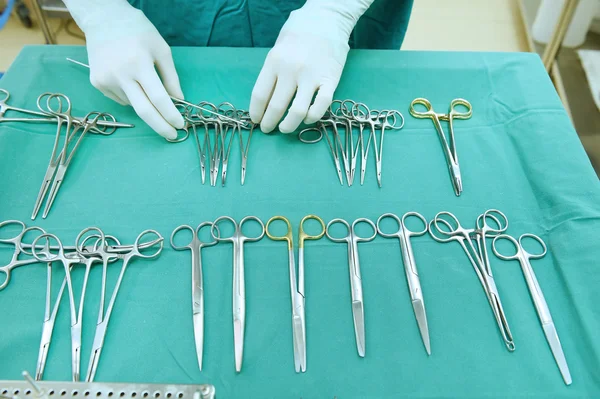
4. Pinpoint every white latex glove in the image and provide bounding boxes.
[249,0,373,133]
[63,0,184,139]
